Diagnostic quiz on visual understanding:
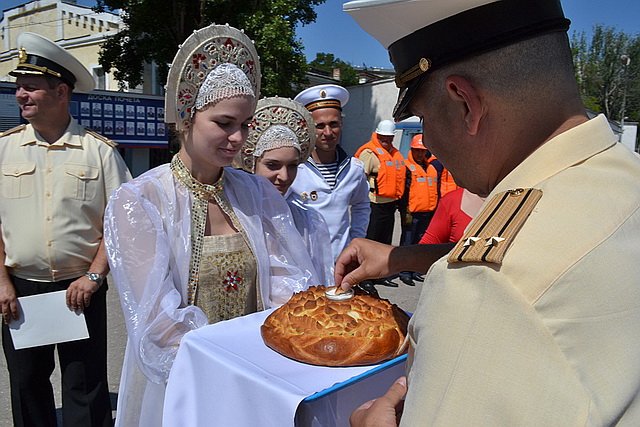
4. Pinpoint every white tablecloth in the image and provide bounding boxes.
[163,309,406,427]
